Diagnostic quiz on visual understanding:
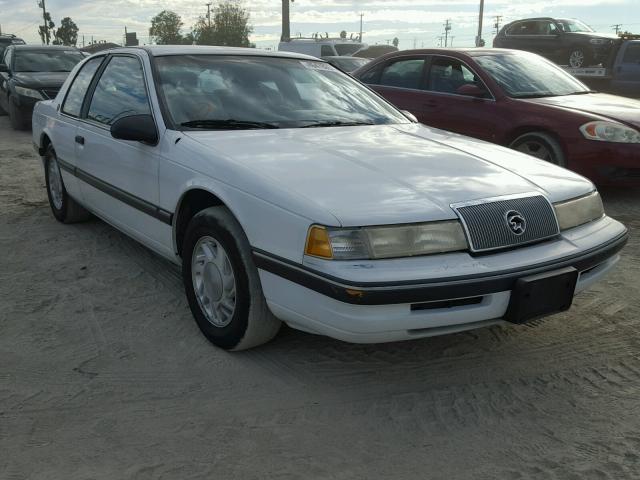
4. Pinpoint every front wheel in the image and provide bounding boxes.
[44,145,92,223]
[568,48,592,68]
[182,206,281,351]
[509,132,566,167]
